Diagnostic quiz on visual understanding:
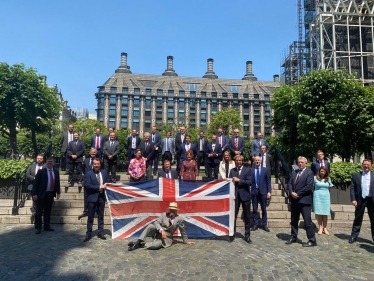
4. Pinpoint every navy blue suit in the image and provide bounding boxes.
[287,168,315,242]
[216,134,229,152]
[66,140,85,184]
[127,135,141,161]
[206,142,222,180]
[151,132,162,174]
[228,136,245,159]
[311,160,331,175]
[251,138,270,157]
[84,169,110,235]
[229,166,252,238]
[251,166,271,227]
[179,143,197,168]
[90,134,105,160]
